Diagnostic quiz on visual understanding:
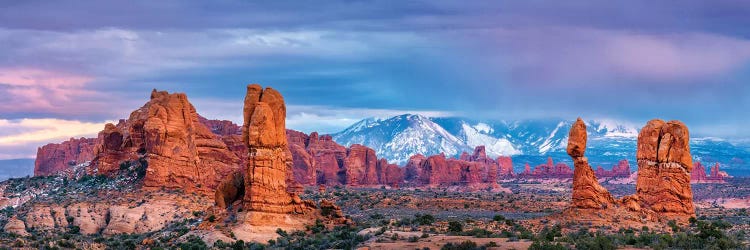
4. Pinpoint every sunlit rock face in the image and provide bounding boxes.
[35,137,98,176]
[241,84,314,214]
[635,119,695,215]
[91,89,241,195]
[567,118,615,209]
